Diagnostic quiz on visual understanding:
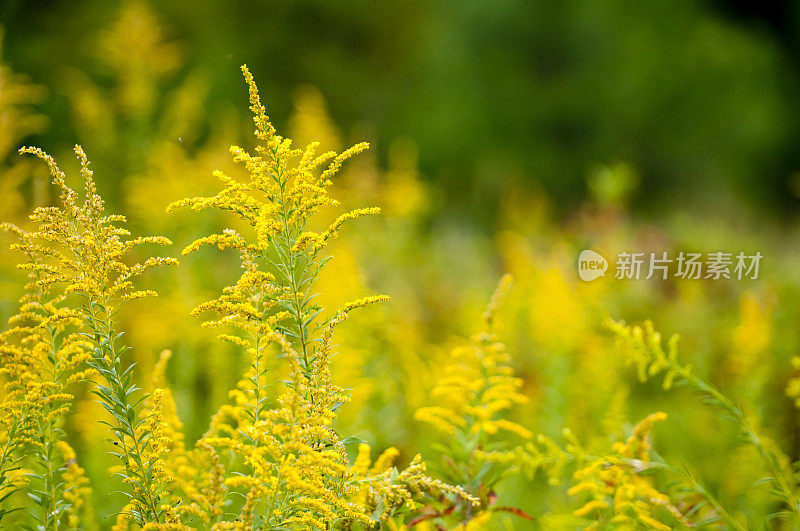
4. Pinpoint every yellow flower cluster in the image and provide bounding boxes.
[568,412,688,530]
[200,330,374,528]
[57,440,96,529]
[607,319,800,527]
[606,318,687,390]
[415,275,530,439]
[6,144,179,526]
[164,64,477,529]
[414,275,531,526]
[4,38,791,527]
[14,145,177,302]
[350,444,479,524]
[0,216,95,527]
[0,329,39,505]
[168,65,379,378]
